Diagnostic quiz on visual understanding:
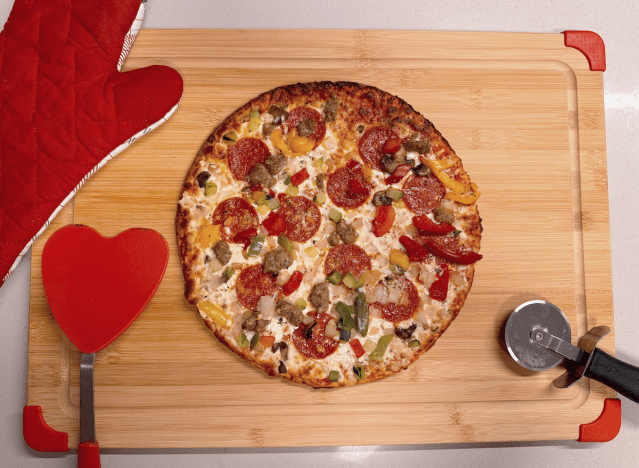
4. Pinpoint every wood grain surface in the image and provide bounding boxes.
[26,29,614,448]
